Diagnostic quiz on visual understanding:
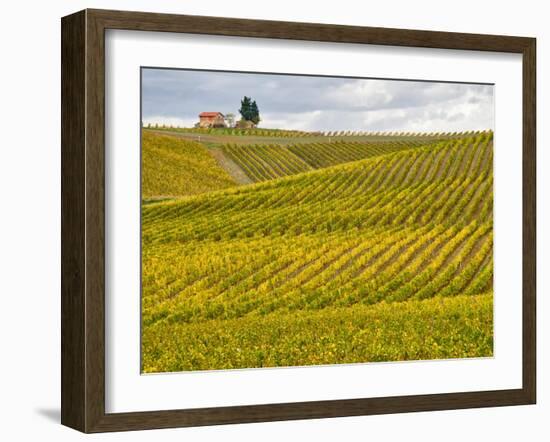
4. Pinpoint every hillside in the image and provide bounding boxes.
[142,131,237,199]
[143,127,457,149]
[141,132,494,372]
[150,126,323,137]
[221,139,439,182]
